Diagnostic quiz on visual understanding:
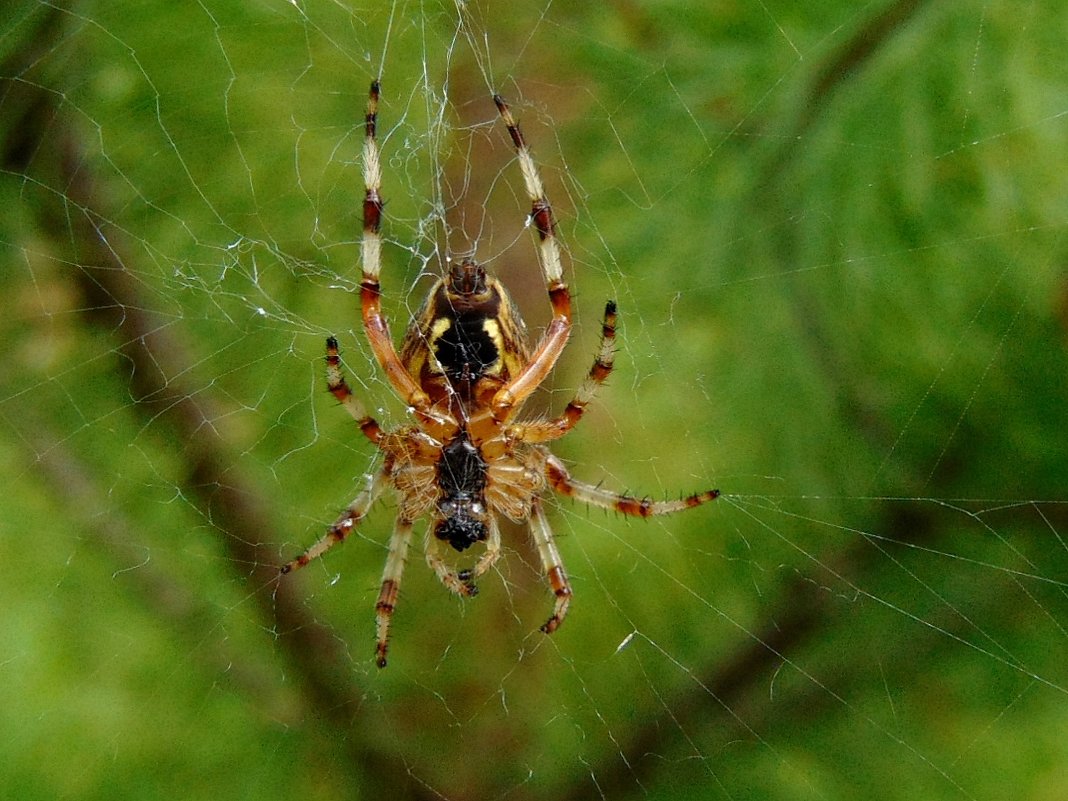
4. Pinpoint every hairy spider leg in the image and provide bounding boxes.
[490,95,572,420]
[281,469,390,573]
[510,300,618,444]
[357,81,436,419]
[471,515,504,579]
[545,453,720,516]
[423,515,502,598]
[375,516,416,668]
[325,335,382,444]
[532,454,718,634]
[529,498,572,633]
[424,525,480,598]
